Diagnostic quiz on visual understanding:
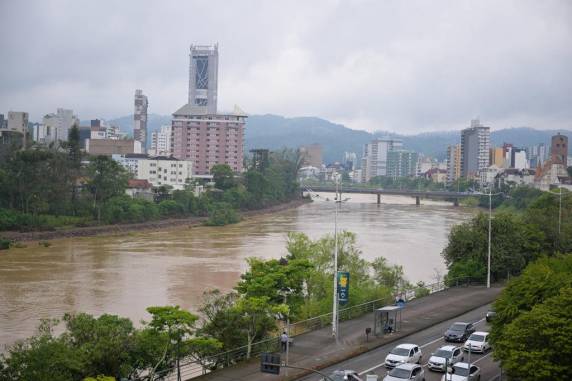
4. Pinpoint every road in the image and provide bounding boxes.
[297,304,501,381]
